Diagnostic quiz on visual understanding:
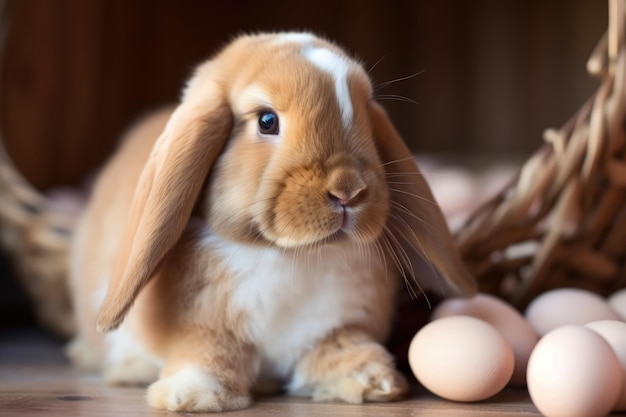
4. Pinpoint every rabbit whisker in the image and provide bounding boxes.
[390,200,442,232]
[367,55,386,74]
[374,95,418,105]
[379,230,419,300]
[374,69,425,90]
[378,157,416,169]
[386,180,427,186]
[386,217,437,307]
[387,213,427,270]
[388,187,435,205]
[374,238,390,284]
[381,224,411,276]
